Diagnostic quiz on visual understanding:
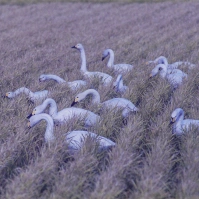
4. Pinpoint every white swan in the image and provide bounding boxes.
[147,56,195,70]
[149,64,187,88]
[5,87,48,102]
[113,74,129,94]
[102,49,133,73]
[28,113,116,149]
[171,108,199,135]
[39,74,87,90]
[71,89,138,117]
[27,98,100,127]
[72,43,113,85]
